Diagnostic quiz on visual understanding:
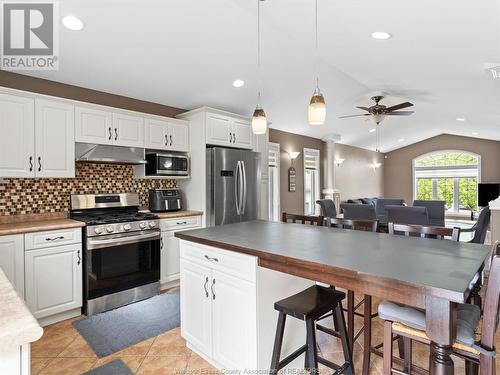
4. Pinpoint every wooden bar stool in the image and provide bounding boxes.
[270,285,355,375]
